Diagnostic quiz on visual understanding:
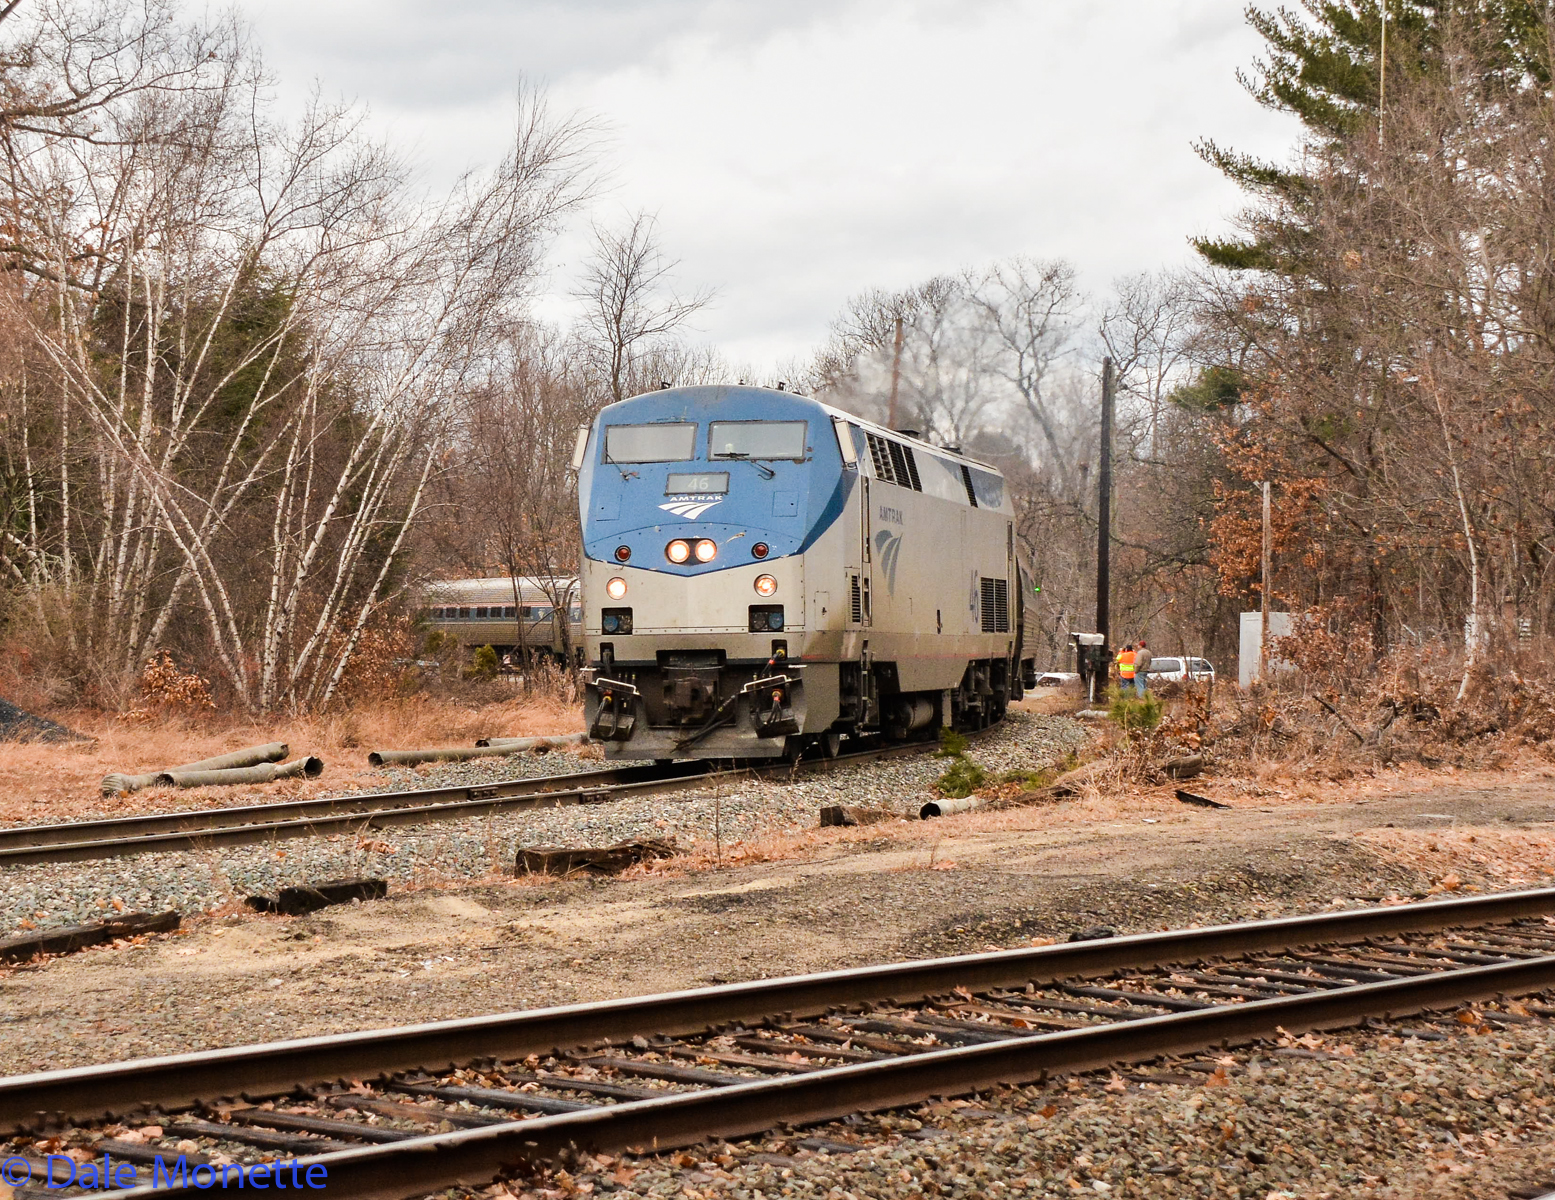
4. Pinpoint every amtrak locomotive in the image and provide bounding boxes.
[574,385,1037,760]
